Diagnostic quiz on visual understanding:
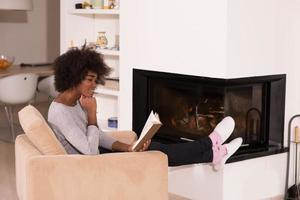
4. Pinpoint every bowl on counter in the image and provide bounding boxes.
[0,54,14,70]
